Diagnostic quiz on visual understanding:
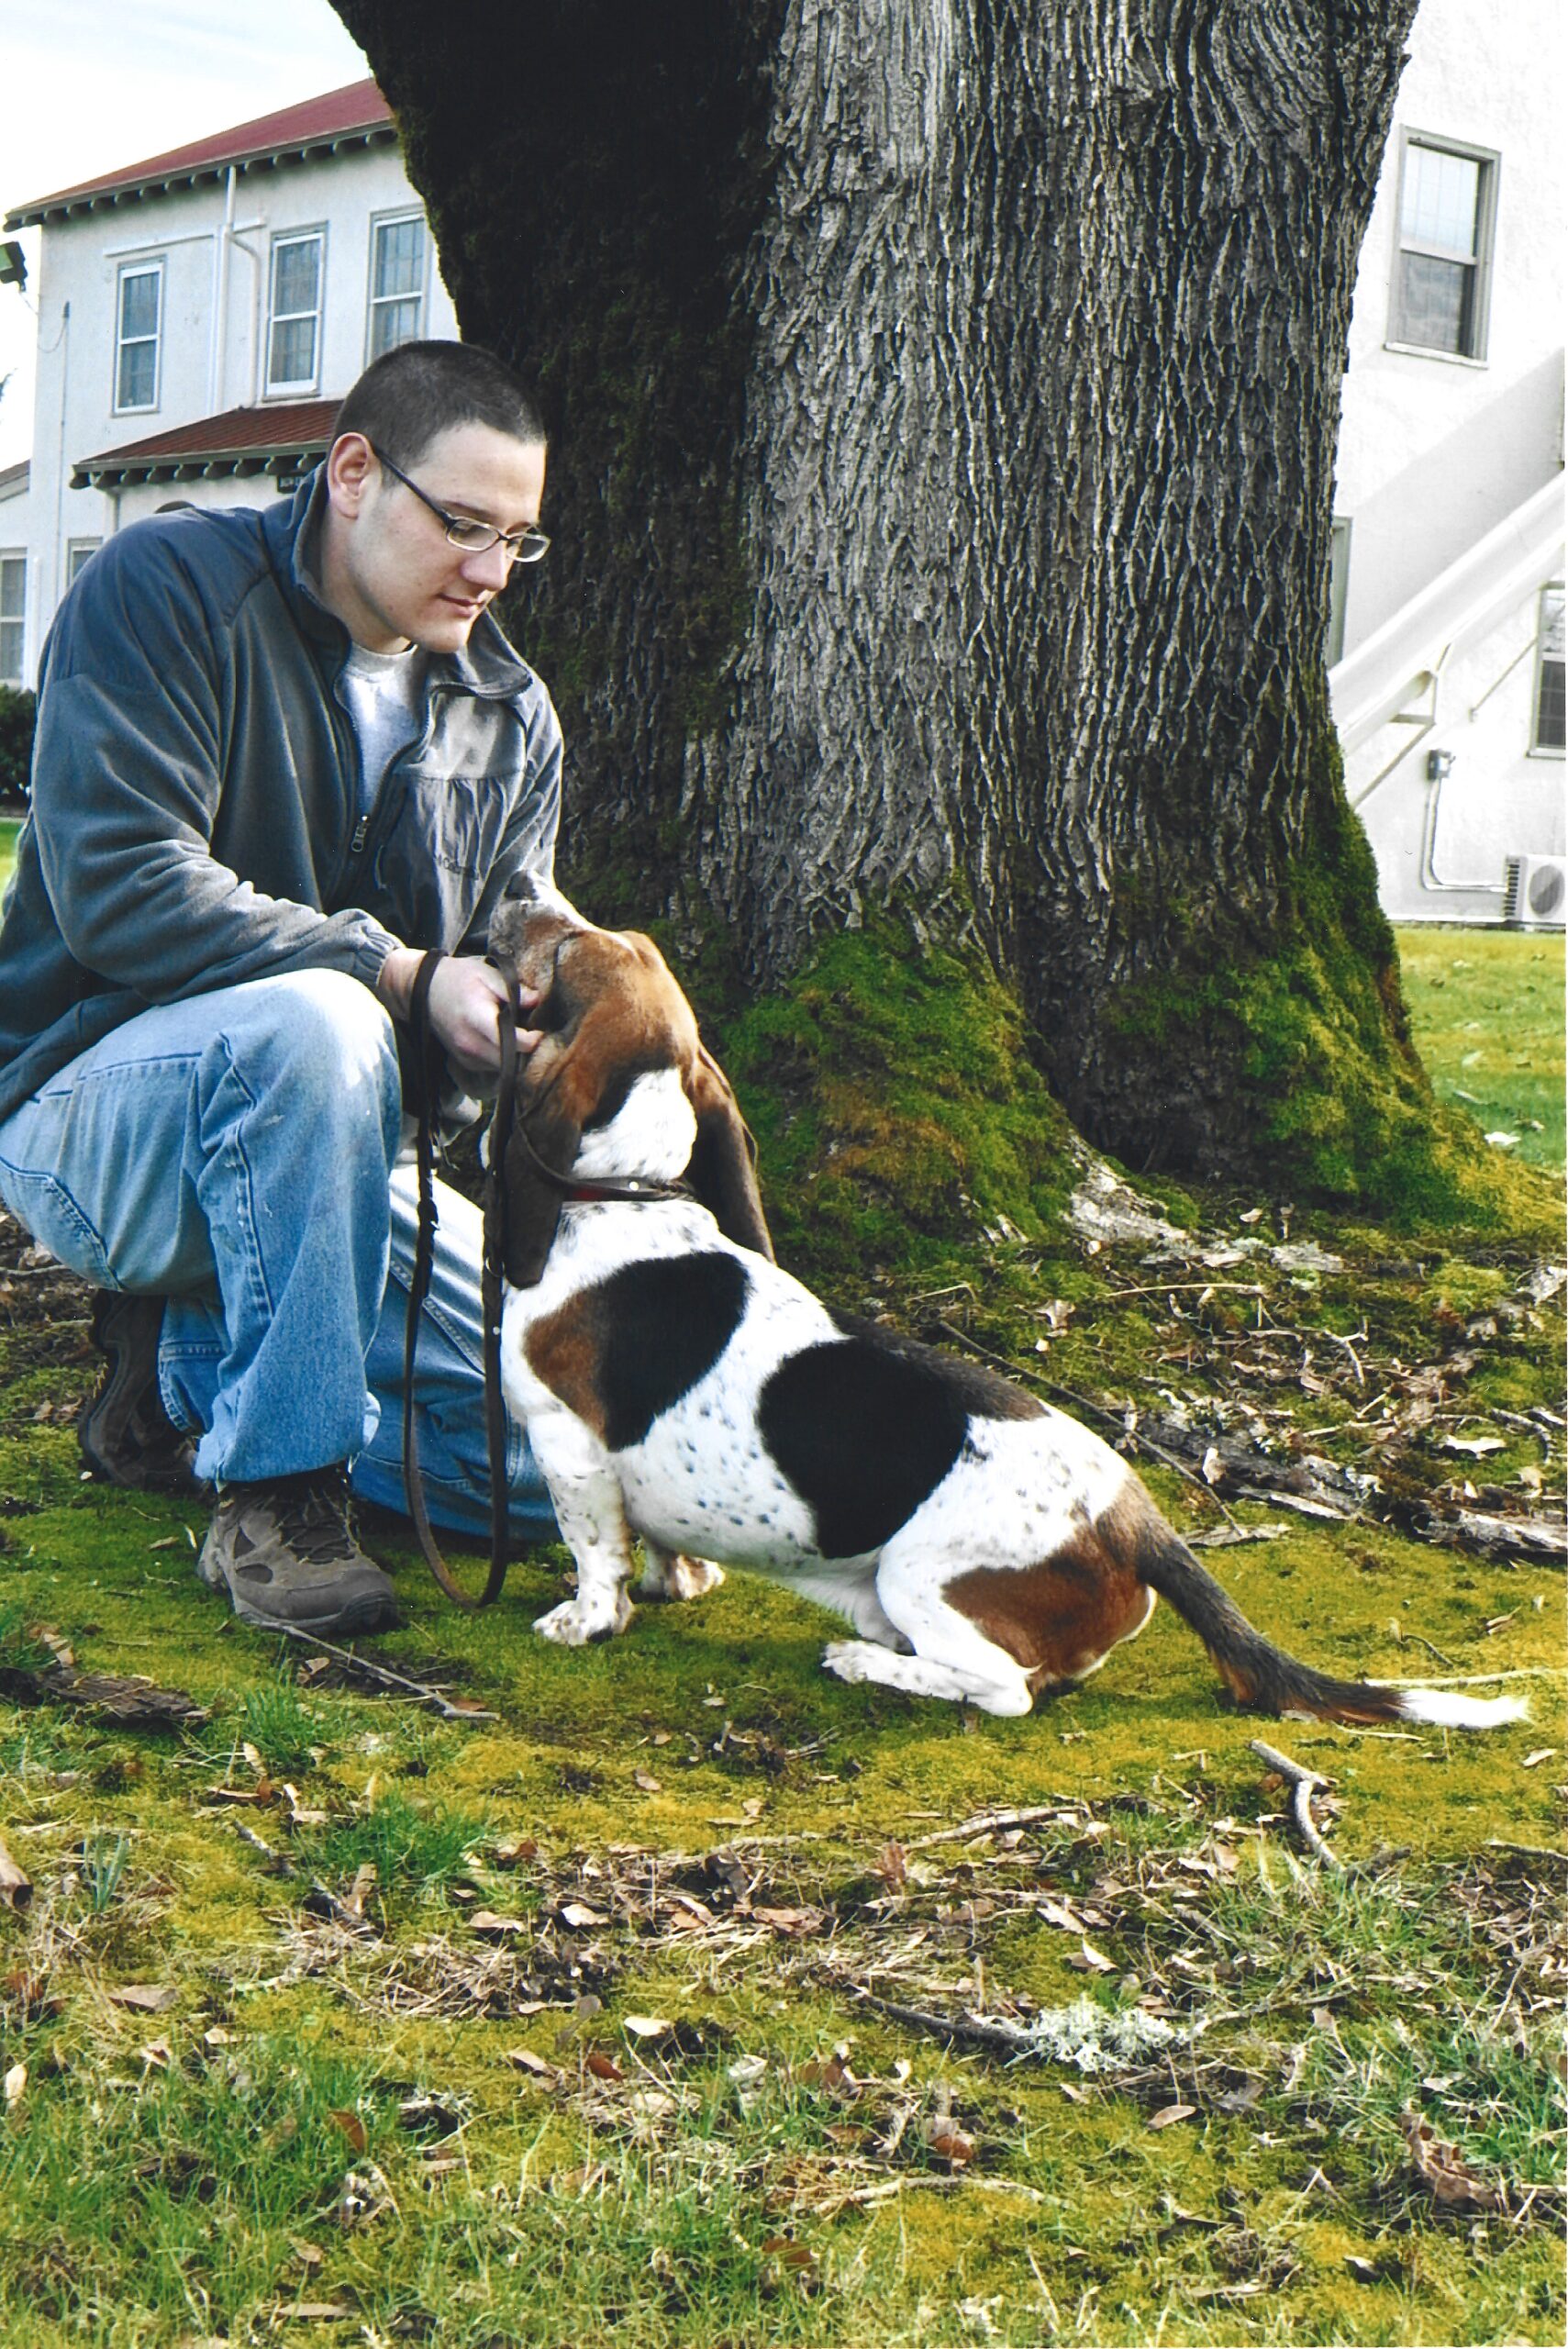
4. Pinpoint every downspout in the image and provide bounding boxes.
[207,166,238,411]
